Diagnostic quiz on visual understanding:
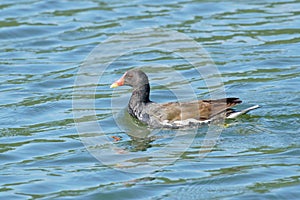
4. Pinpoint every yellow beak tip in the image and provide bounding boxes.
[110,83,119,88]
